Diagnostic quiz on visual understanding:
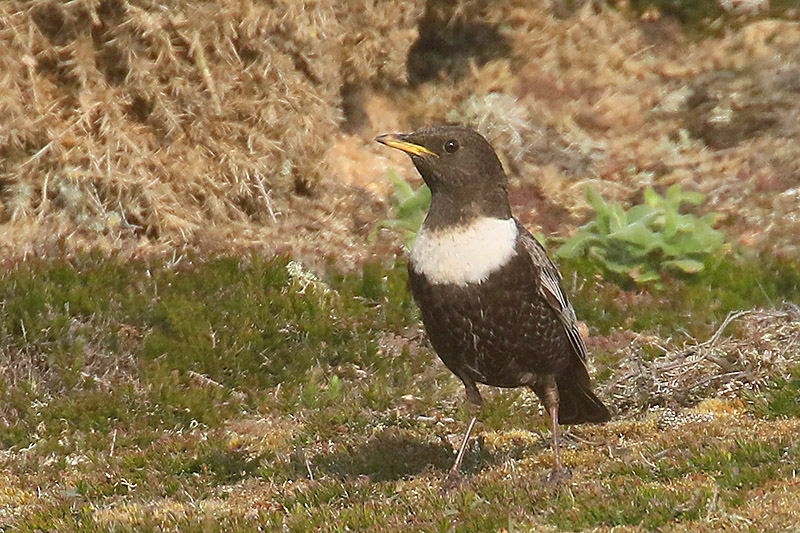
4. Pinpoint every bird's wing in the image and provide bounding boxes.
[517,223,588,364]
